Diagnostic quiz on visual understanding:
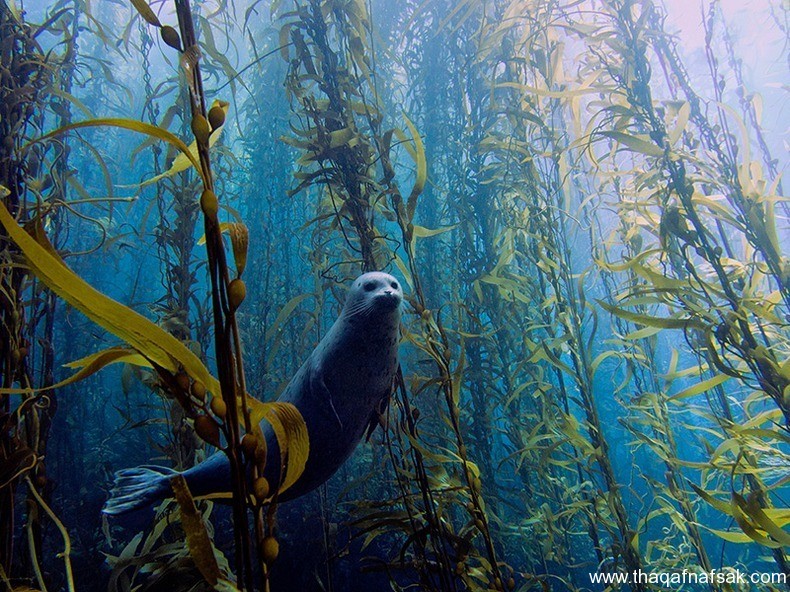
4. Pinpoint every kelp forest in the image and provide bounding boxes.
[0,0,788,590]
